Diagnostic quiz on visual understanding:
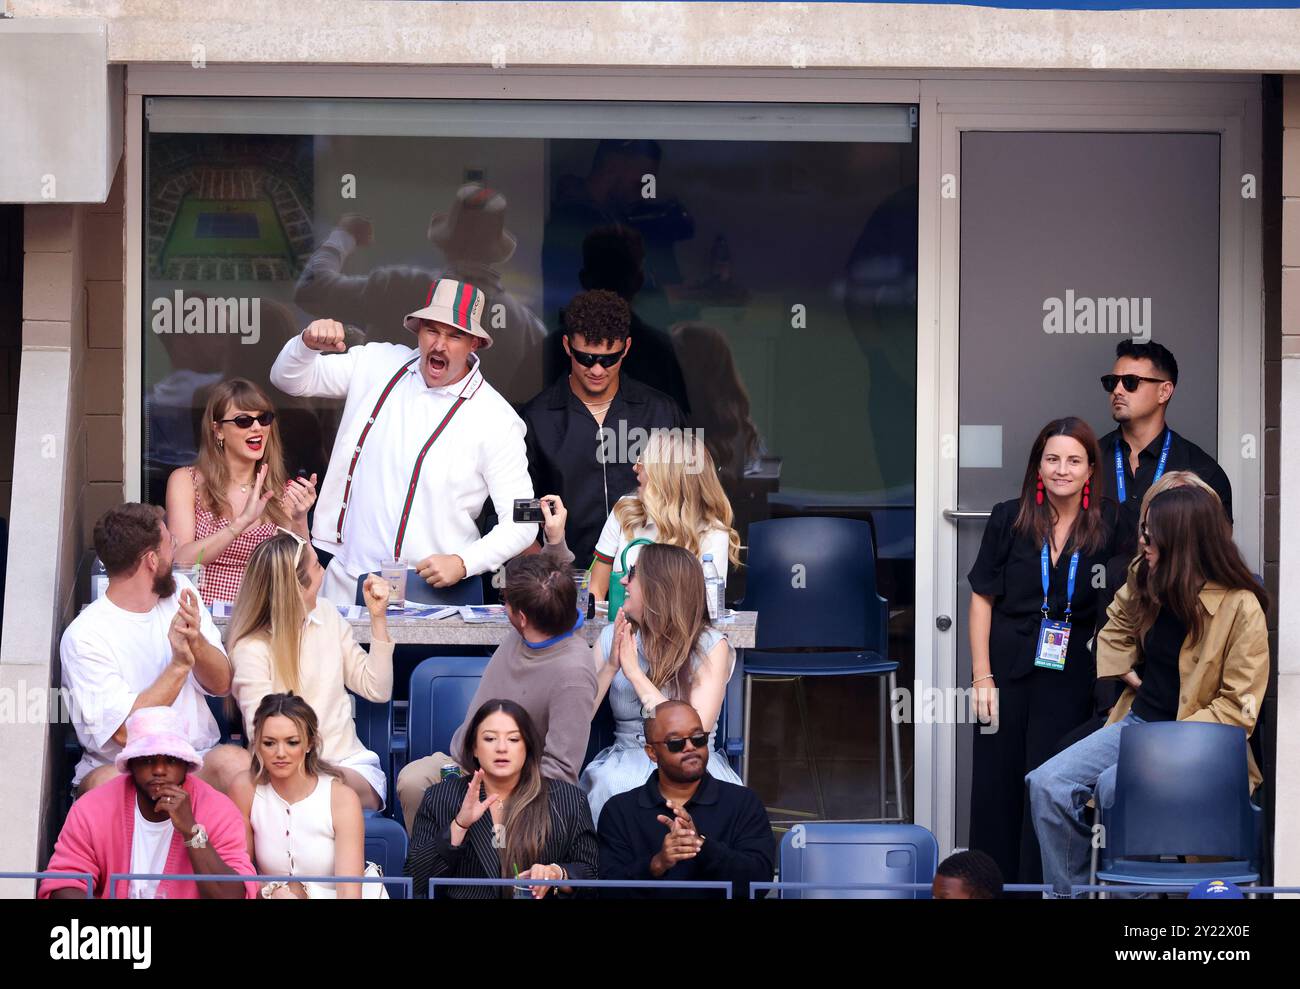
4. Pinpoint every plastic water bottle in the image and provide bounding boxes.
[91,556,108,602]
[702,554,725,621]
